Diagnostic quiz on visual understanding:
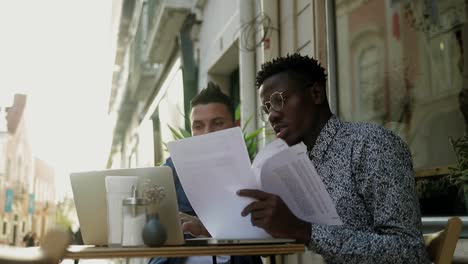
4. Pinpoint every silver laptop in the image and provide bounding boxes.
[70,166,185,246]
